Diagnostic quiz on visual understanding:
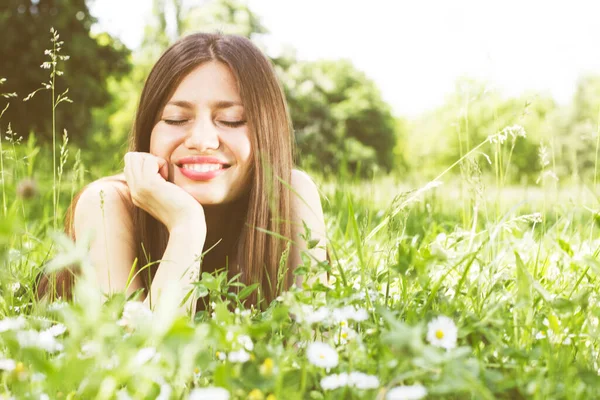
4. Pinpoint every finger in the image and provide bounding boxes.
[158,161,171,182]
[168,162,174,183]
